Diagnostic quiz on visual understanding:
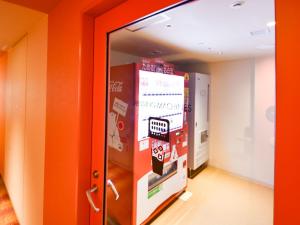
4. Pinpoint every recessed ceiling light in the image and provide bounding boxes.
[267,21,276,27]
[230,1,246,9]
